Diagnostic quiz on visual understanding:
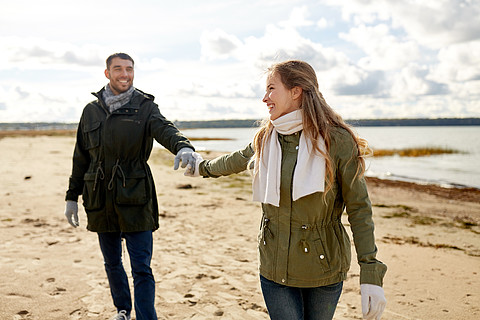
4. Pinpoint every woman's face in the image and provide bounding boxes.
[263,73,301,121]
